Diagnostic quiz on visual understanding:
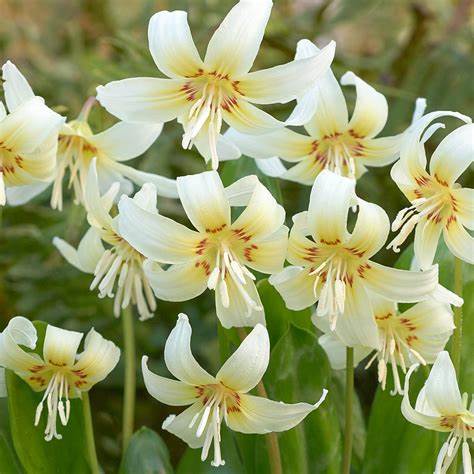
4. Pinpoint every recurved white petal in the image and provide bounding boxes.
[269,266,317,311]
[0,97,63,153]
[401,364,445,430]
[2,61,35,111]
[204,0,272,76]
[224,175,259,206]
[334,282,380,350]
[239,41,335,105]
[424,351,464,415]
[90,121,163,162]
[43,325,83,368]
[96,78,189,124]
[142,356,199,406]
[0,317,42,374]
[53,228,104,274]
[308,170,355,245]
[231,179,285,242]
[452,187,474,230]
[215,276,265,328]
[118,196,203,264]
[222,100,283,135]
[225,127,312,160]
[255,157,287,178]
[357,135,402,167]
[148,11,204,79]
[216,324,269,393]
[72,328,120,388]
[164,314,215,385]
[6,181,50,206]
[227,390,327,434]
[429,123,474,186]
[177,171,230,233]
[143,259,207,302]
[414,217,443,270]
[363,261,438,303]
[191,126,241,164]
[344,198,390,260]
[162,401,205,449]
[340,71,388,138]
[235,226,288,274]
[443,219,474,265]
